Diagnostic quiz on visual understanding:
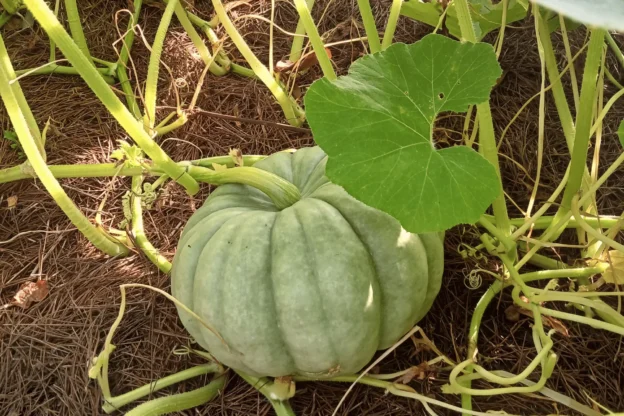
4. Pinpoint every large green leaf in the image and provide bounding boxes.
[618,120,624,148]
[305,34,502,233]
[531,0,624,32]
